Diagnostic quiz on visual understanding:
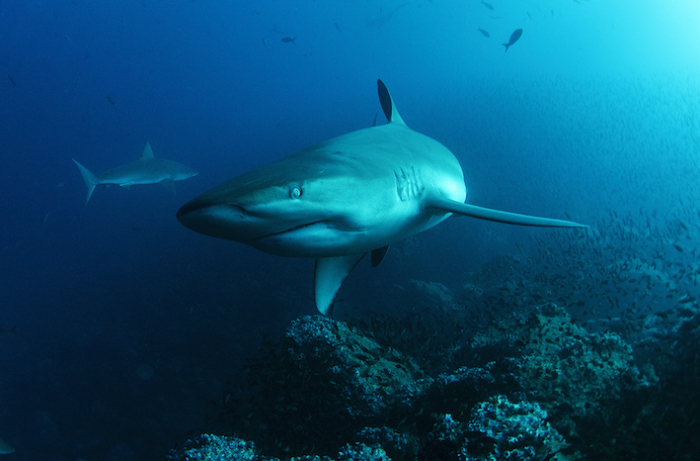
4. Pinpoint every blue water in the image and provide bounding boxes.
[2,1,700,459]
